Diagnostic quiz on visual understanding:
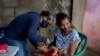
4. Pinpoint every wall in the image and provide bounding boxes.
[83,0,100,52]
[72,0,86,32]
